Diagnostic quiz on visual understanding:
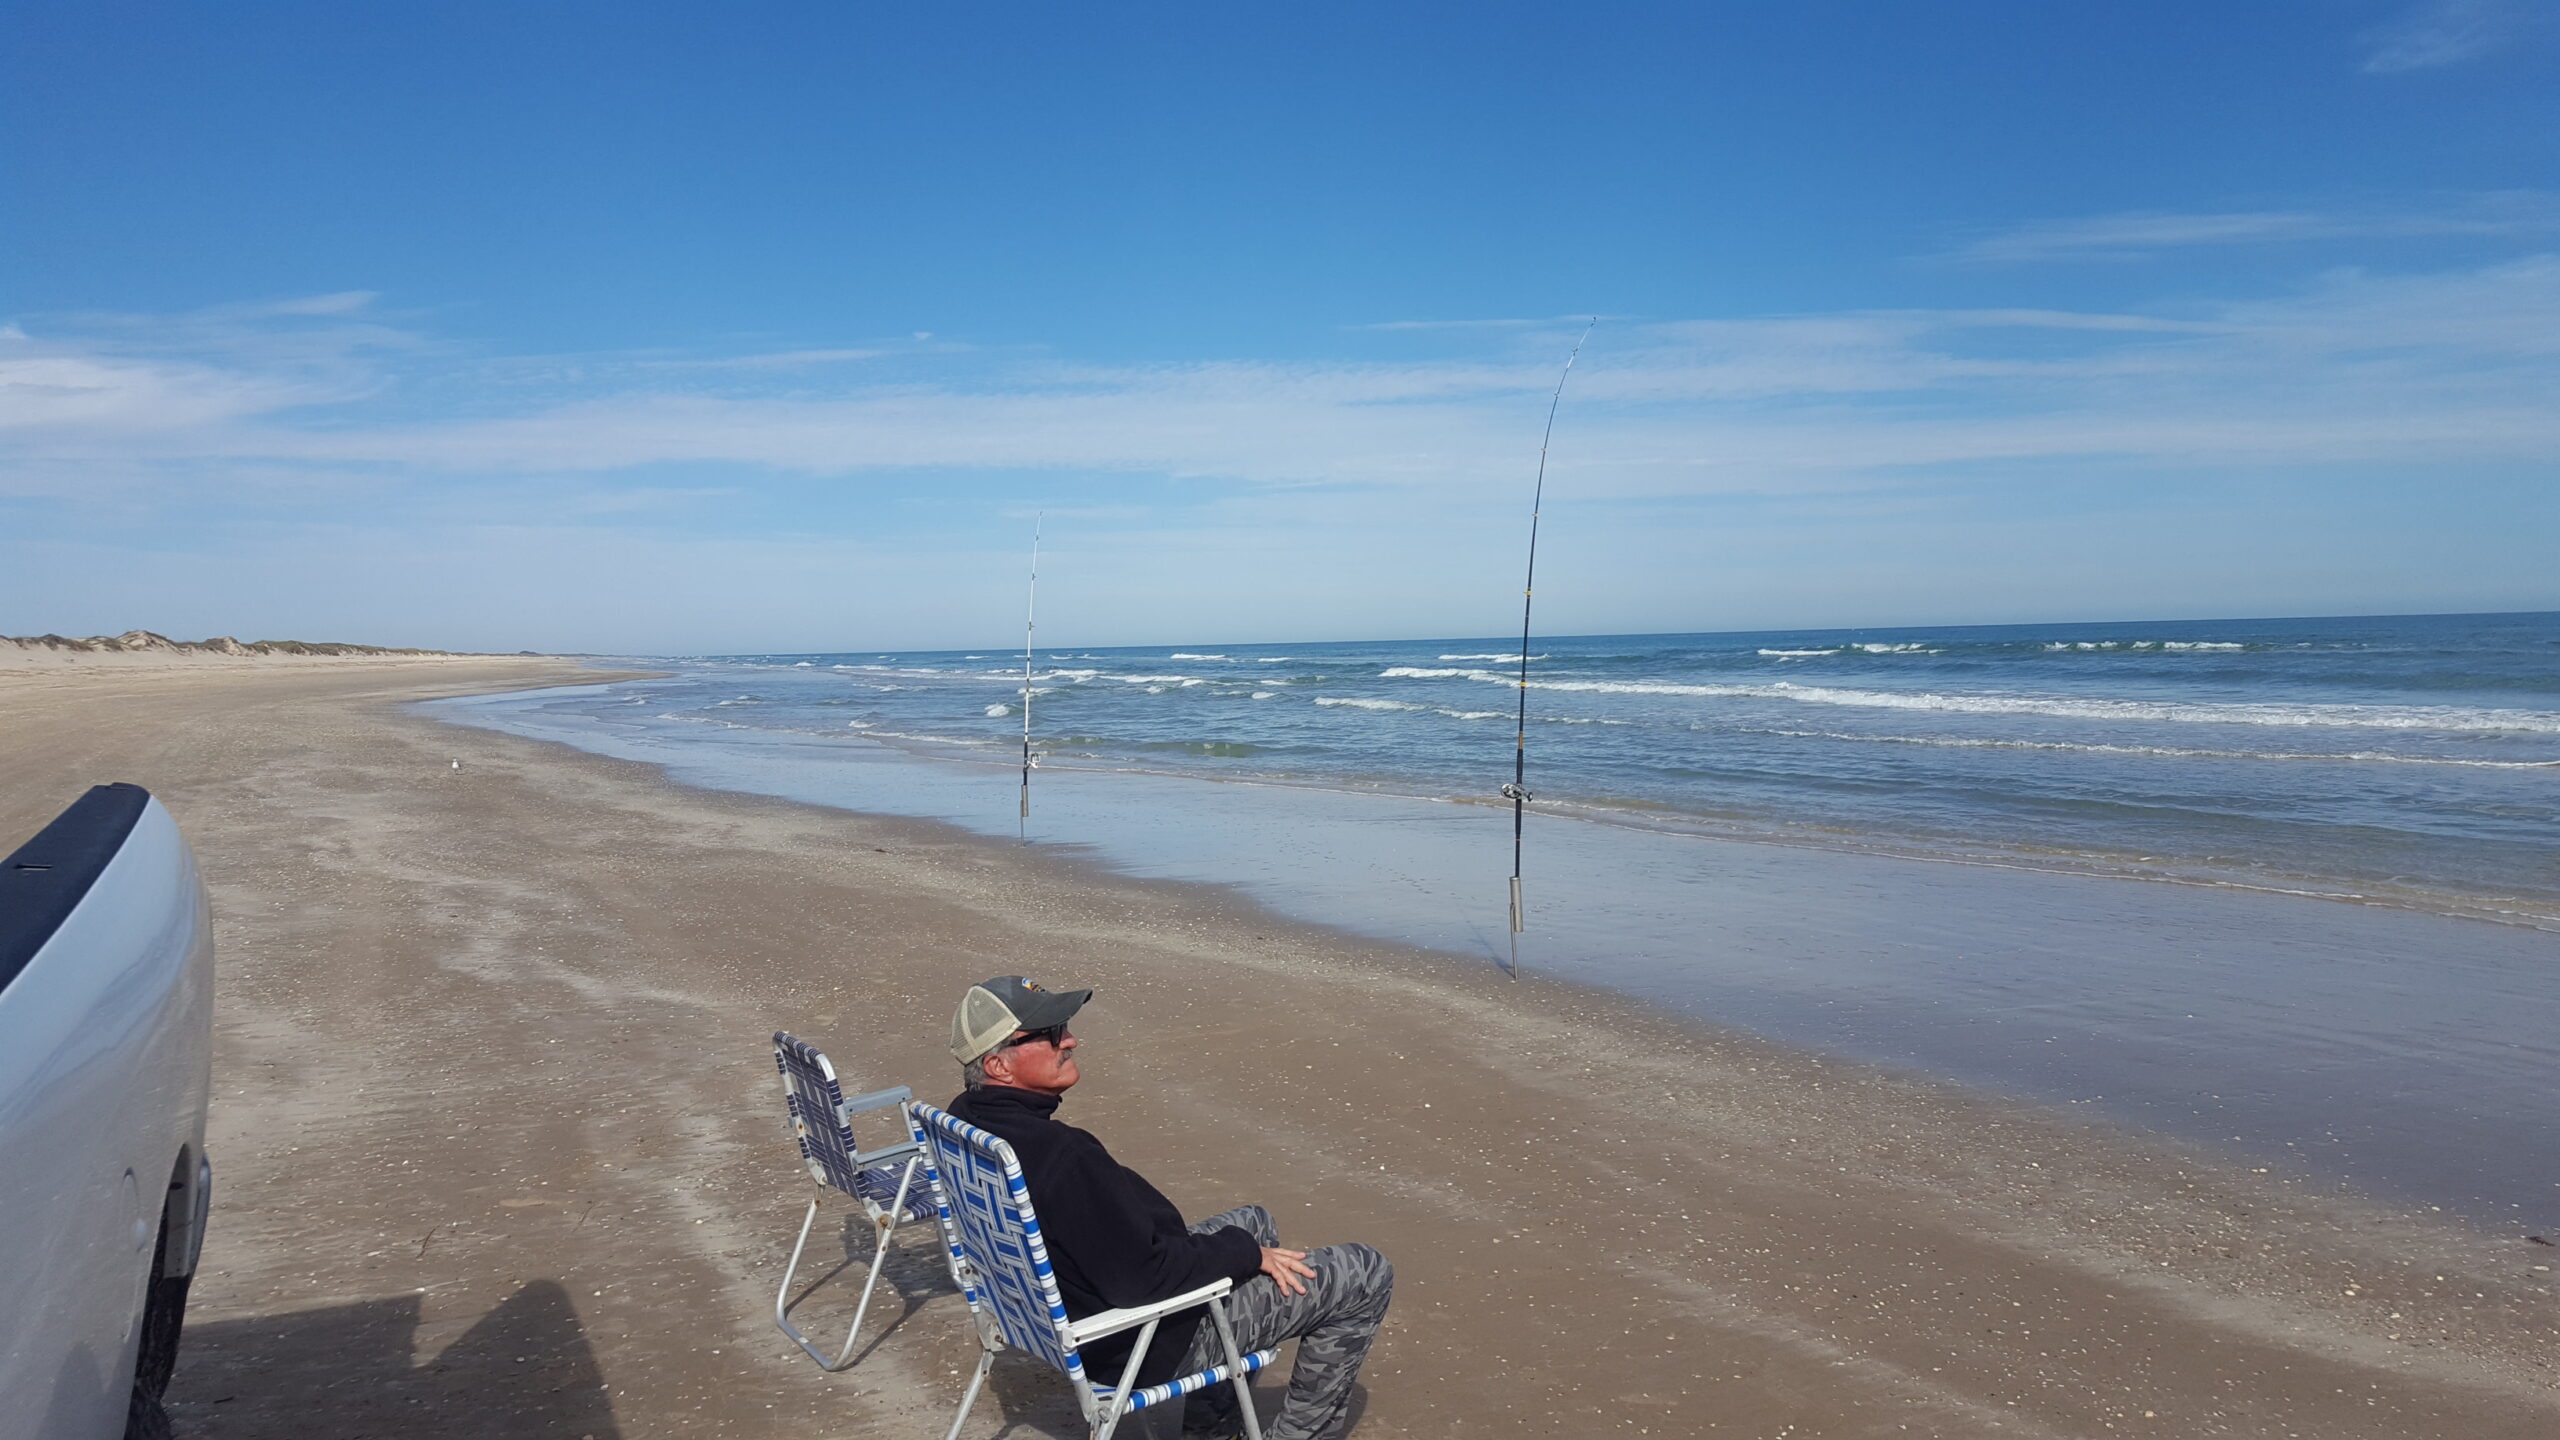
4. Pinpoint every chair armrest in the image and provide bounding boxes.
[839,1085,913,1115]
[849,1137,924,1168]
[838,1087,919,1167]
[1066,1277,1235,1344]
